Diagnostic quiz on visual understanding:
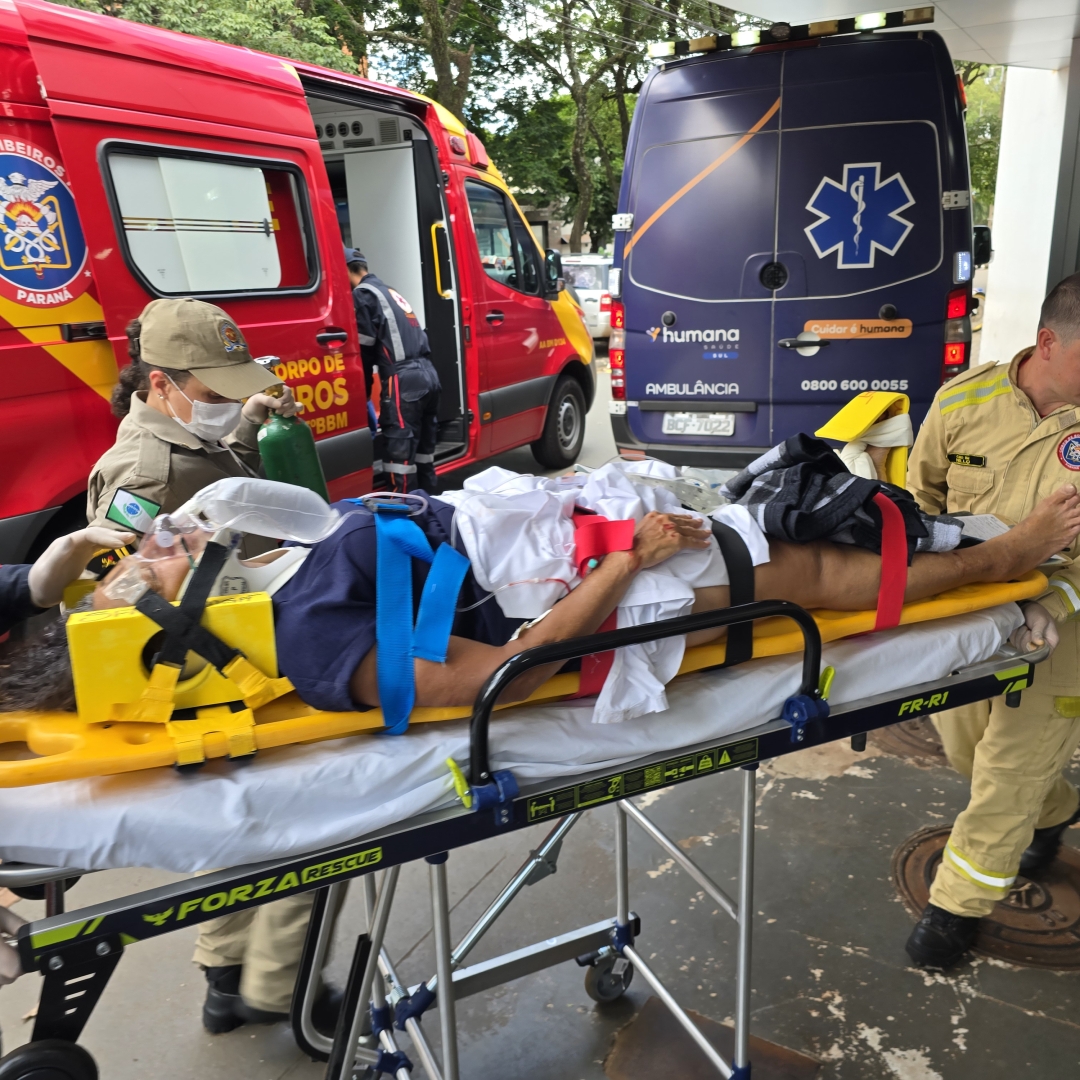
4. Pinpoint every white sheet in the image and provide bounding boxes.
[0,606,1022,874]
